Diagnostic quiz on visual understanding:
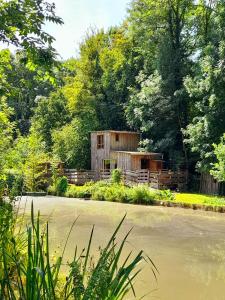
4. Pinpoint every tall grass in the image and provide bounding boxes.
[0,203,157,299]
[62,182,174,204]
